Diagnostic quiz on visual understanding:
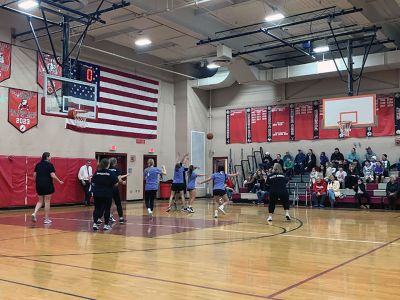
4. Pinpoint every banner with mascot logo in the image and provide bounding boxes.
[8,88,38,133]
[37,52,62,94]
[0,41,11,83]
